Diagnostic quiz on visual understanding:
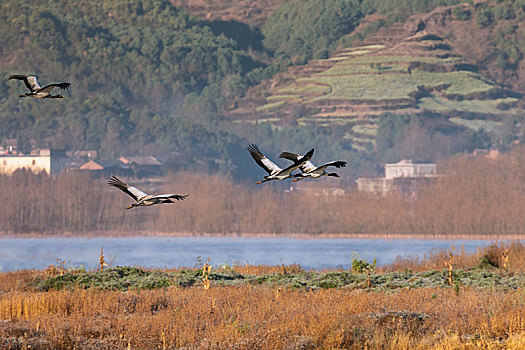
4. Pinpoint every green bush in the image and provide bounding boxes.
[33,266,174,291]
[494,5,516,20]
[351,255,376,274]
[476,7,495,28]
[452,6,471,20]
